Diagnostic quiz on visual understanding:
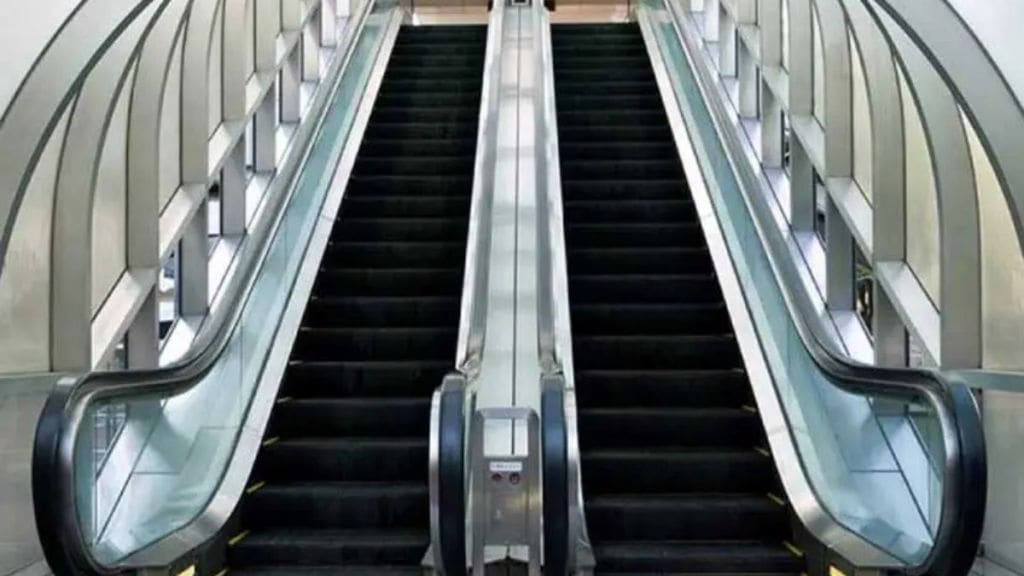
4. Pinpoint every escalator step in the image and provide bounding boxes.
[314,268,463,297]
[254,439,428,483]
[303,296,460,328]
[574,369,750,408]
[573,334,741,369]
[340,195,471,218]
[565,223,704,247]
[582,449,775,494]
[281,361,450,399]
[242,482,429,530]
[570,303,731,335]
[229,566,424,576]
[270,398,431,438]
[567,247,713,274]
[577,407,762,449]
[290,326,457,361]
[584,494,790,541]
[324,241,467,268]
[593,542,804,573]
[229,530,428,567]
